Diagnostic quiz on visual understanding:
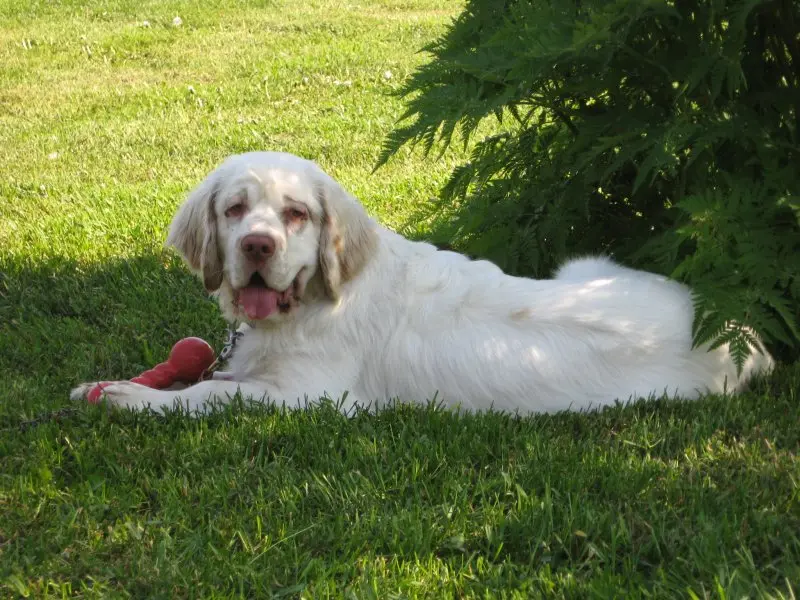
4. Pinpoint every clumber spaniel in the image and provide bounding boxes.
[71,152,773,414]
